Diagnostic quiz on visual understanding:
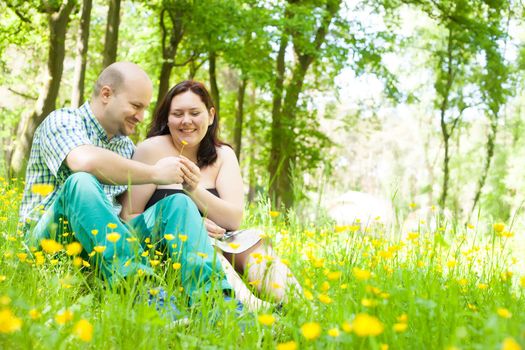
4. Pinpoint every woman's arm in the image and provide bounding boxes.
[183,146,244,230]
